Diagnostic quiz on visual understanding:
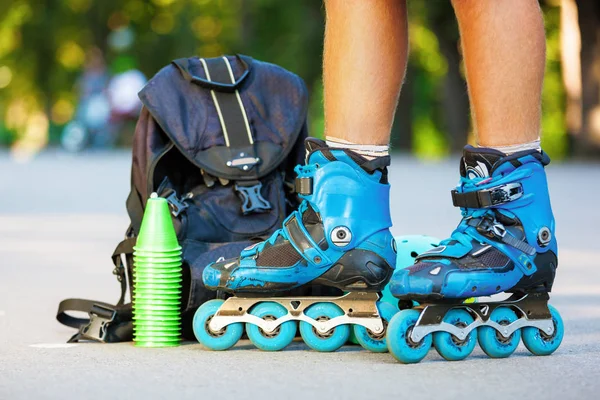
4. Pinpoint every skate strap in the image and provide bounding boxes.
[452,182,523,209]
[283,214,331,266]
[467,217,536,256]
